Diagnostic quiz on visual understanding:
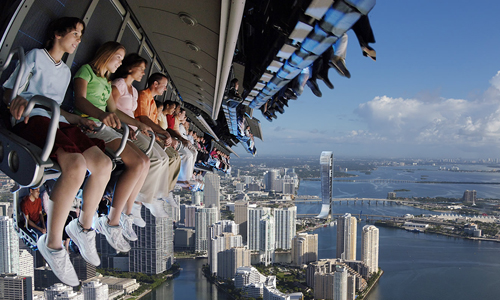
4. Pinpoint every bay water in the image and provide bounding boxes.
[147,165,500,299]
